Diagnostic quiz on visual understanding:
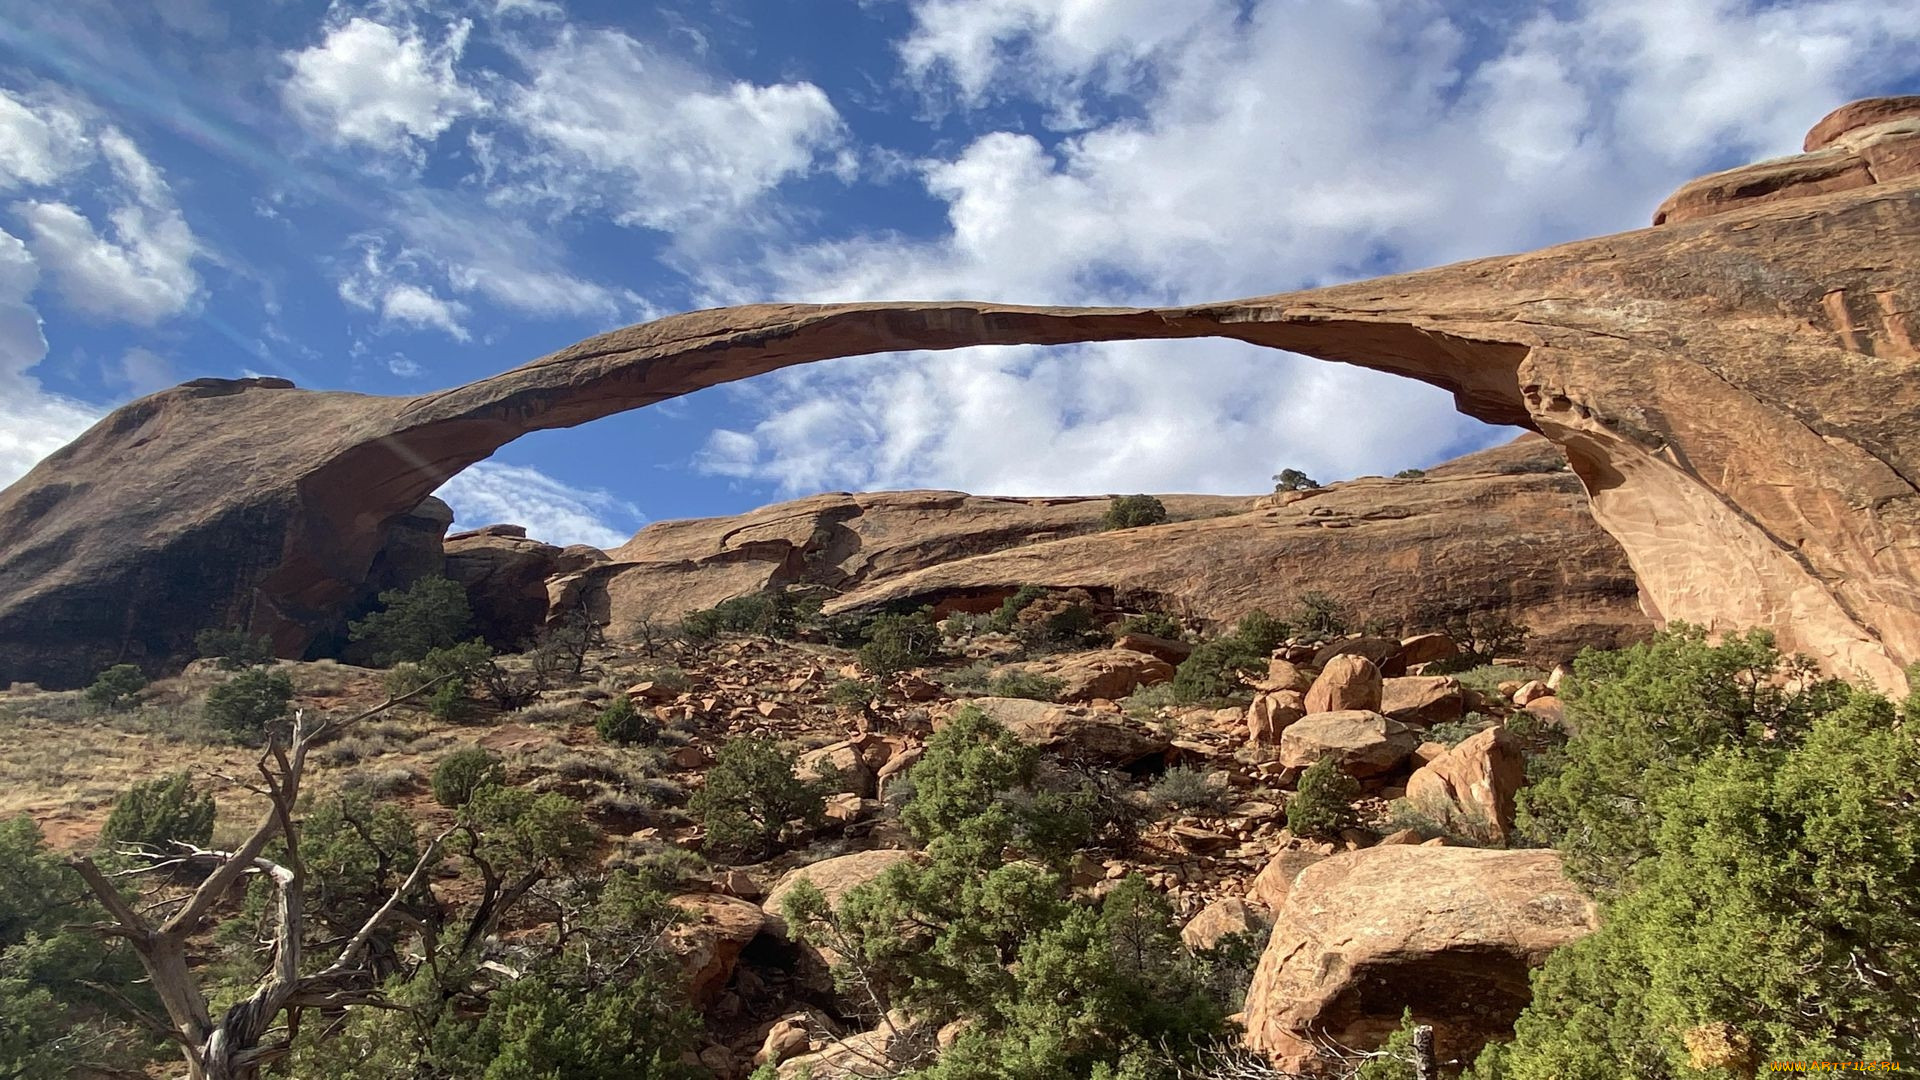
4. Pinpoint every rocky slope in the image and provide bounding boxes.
[576,435,1648,663]
[1,97,1916,689]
